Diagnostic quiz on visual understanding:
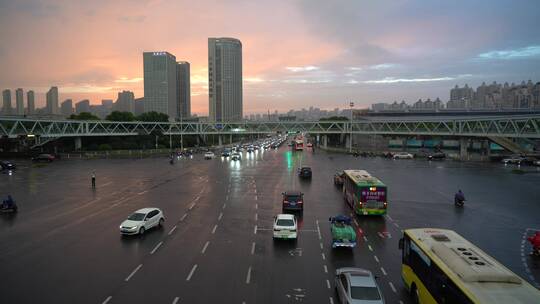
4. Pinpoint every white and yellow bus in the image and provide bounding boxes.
[399,228,540,303]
